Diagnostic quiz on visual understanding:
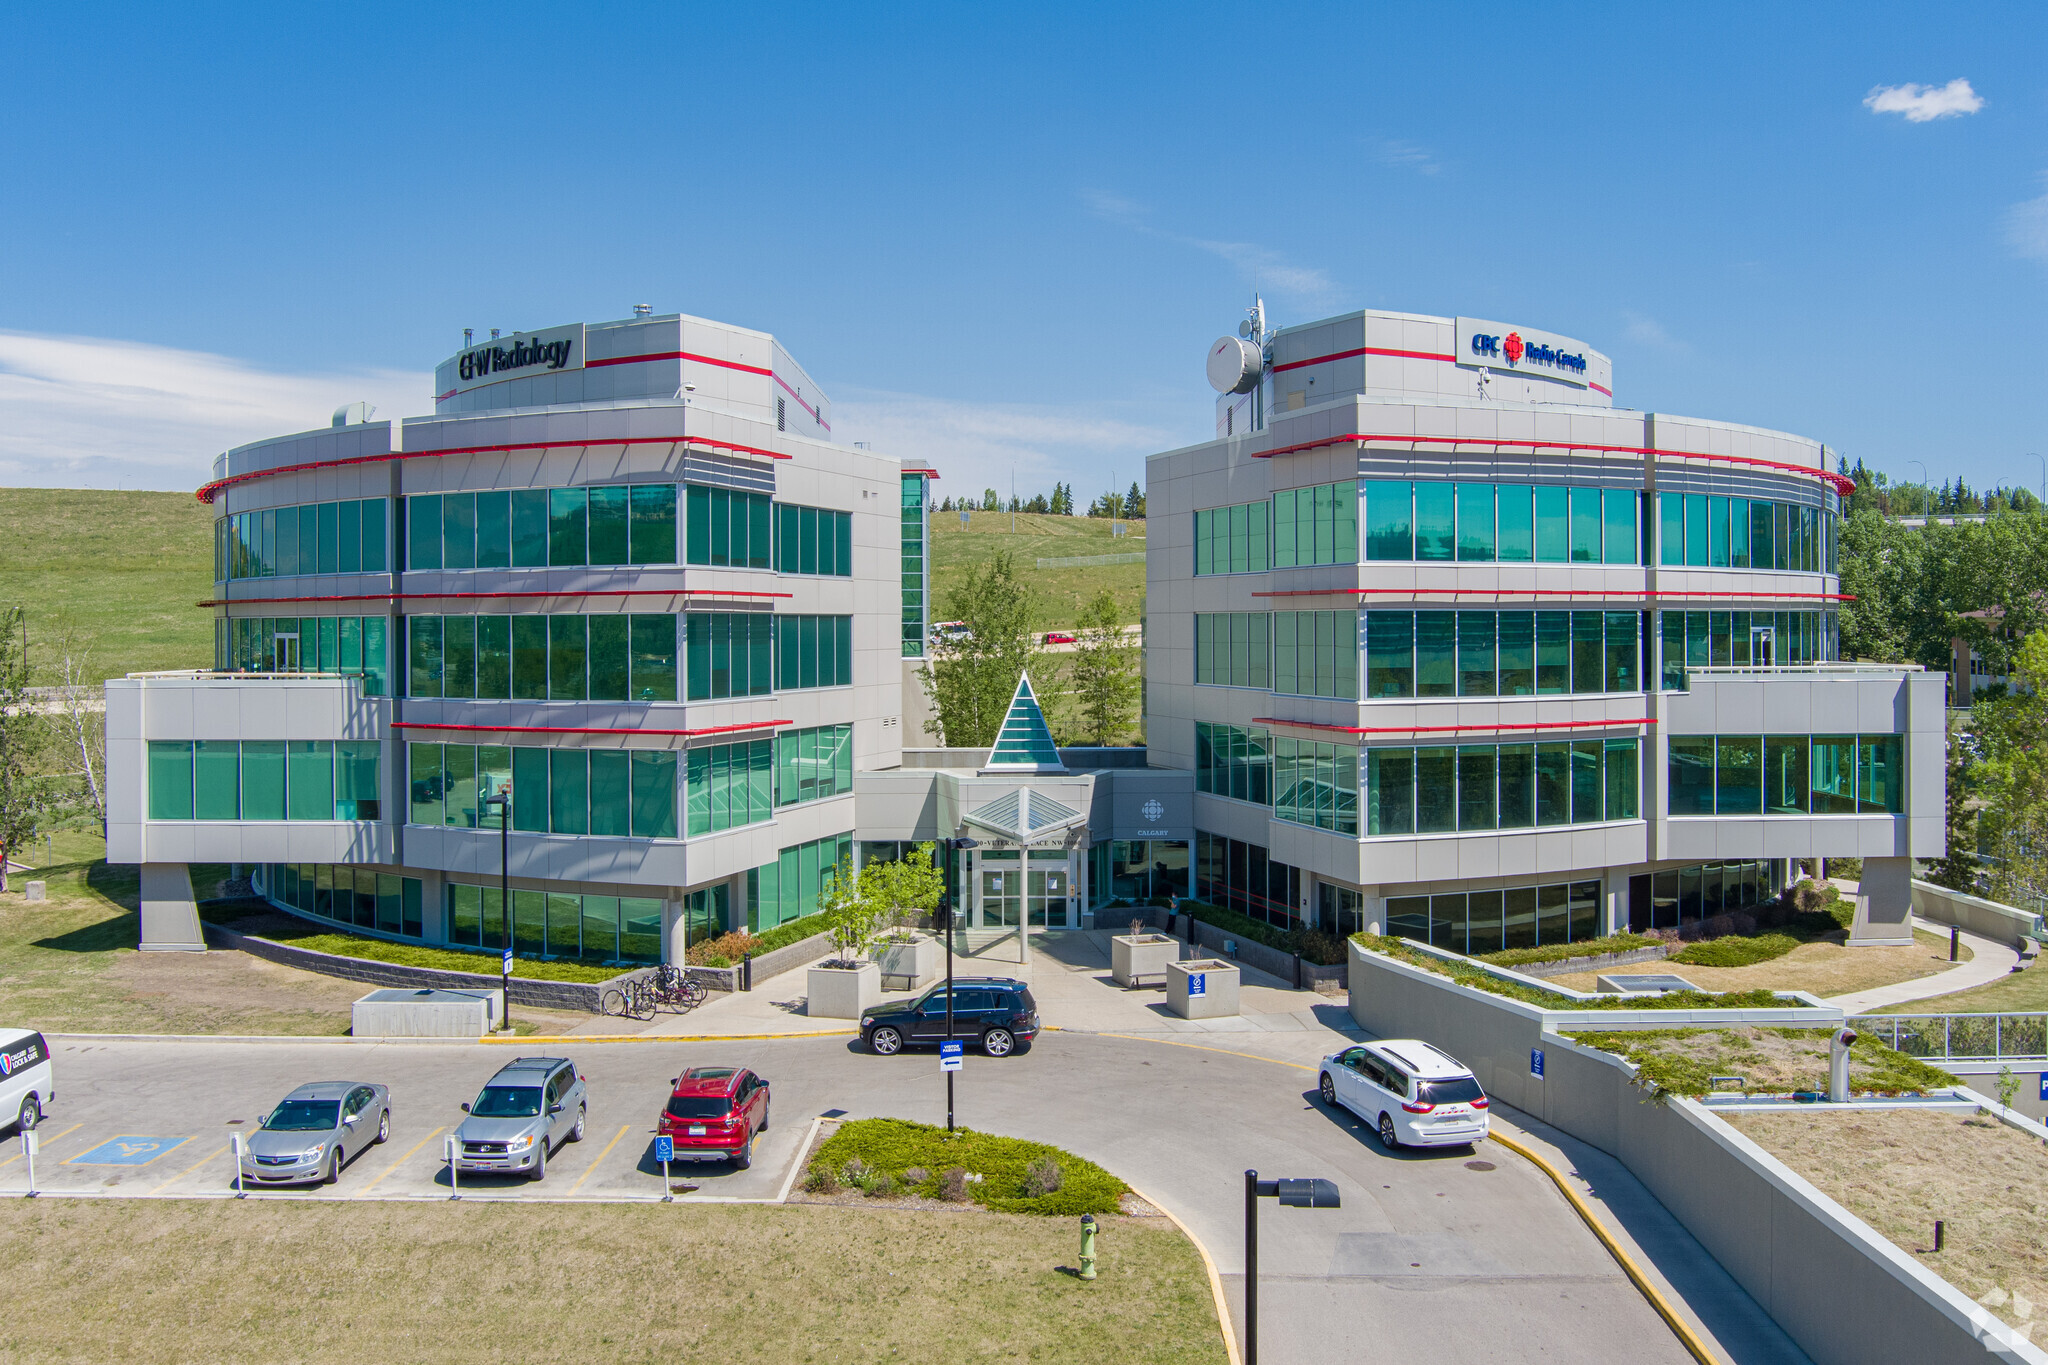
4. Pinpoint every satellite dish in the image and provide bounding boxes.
[1207,337,1263,395]
[1239,320,1252,338]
